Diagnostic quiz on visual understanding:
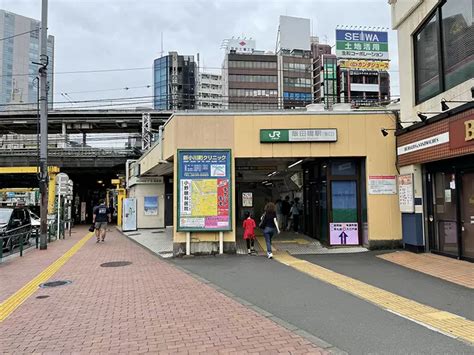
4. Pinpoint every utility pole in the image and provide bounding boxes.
[39,0,49,250]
